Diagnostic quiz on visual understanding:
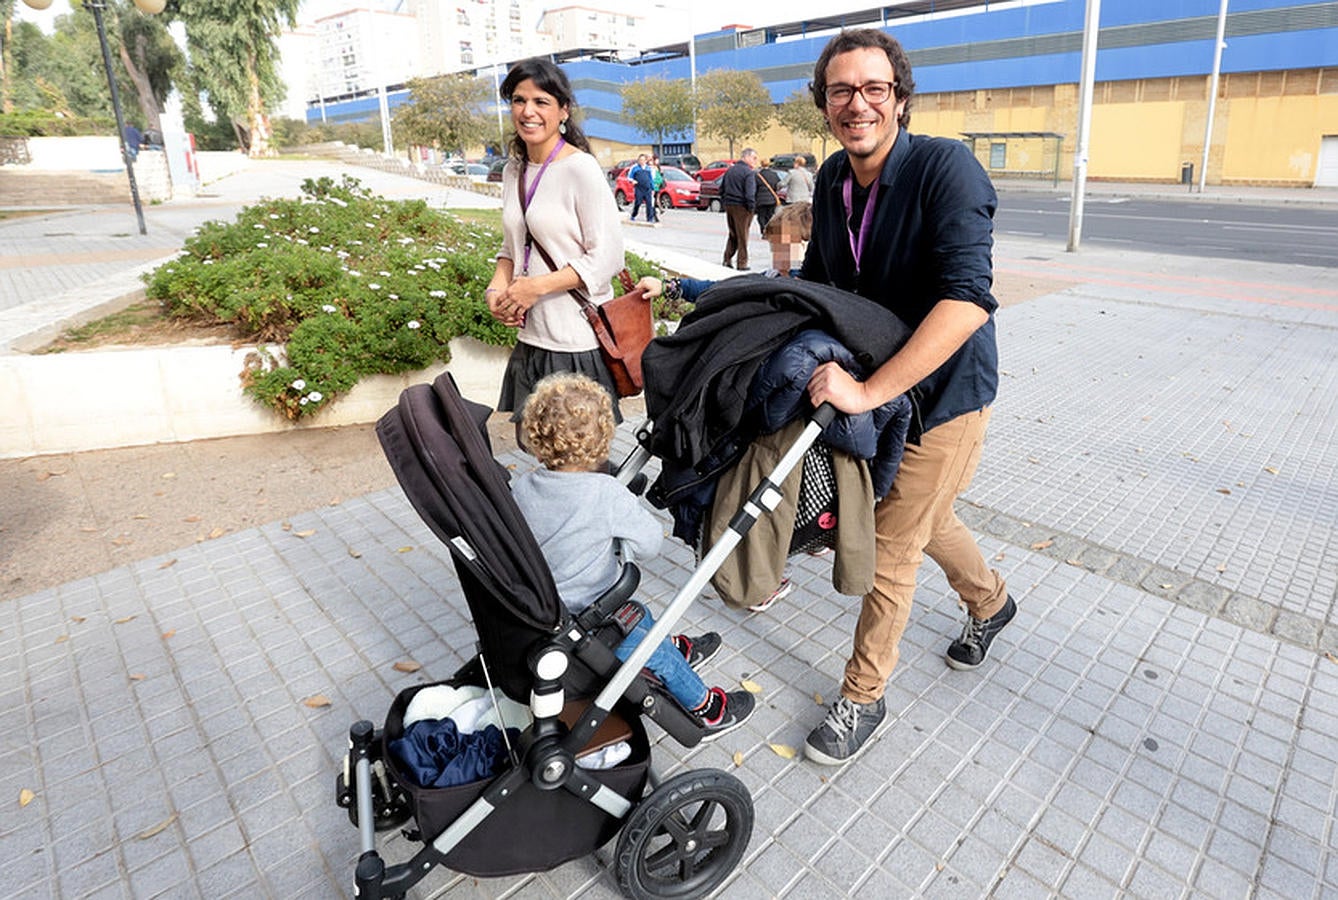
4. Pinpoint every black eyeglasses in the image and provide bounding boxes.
[824,81,897,107]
